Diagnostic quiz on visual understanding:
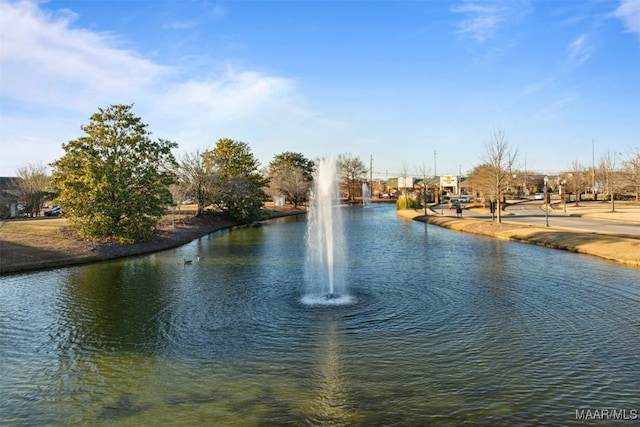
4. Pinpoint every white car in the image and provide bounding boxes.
[534,193,544,200]
[44,206,61,216]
